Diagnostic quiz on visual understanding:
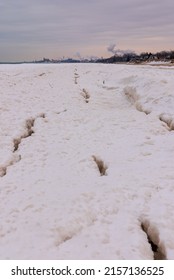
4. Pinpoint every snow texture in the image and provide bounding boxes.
[0,63,174,259]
